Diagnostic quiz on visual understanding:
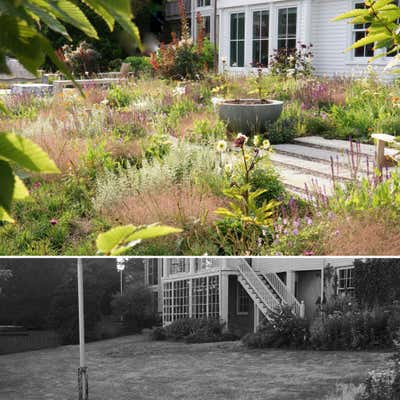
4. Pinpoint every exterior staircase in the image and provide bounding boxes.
[270,136,397,197]
[236,259,304,320]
